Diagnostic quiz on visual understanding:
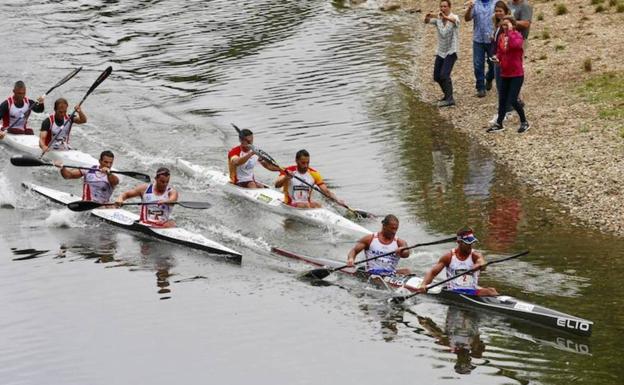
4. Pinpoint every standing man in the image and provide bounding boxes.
[56,150,119,203]
[228,128,280,188]
[508,0,532,44]
[465,0,496,97]
[274,149,345,208]
[425,0,460,108]
[0,81,45,136]
[39,98,87,152]
[116,167,178,228]
[346,214,411,276]
[417,227,498,296]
